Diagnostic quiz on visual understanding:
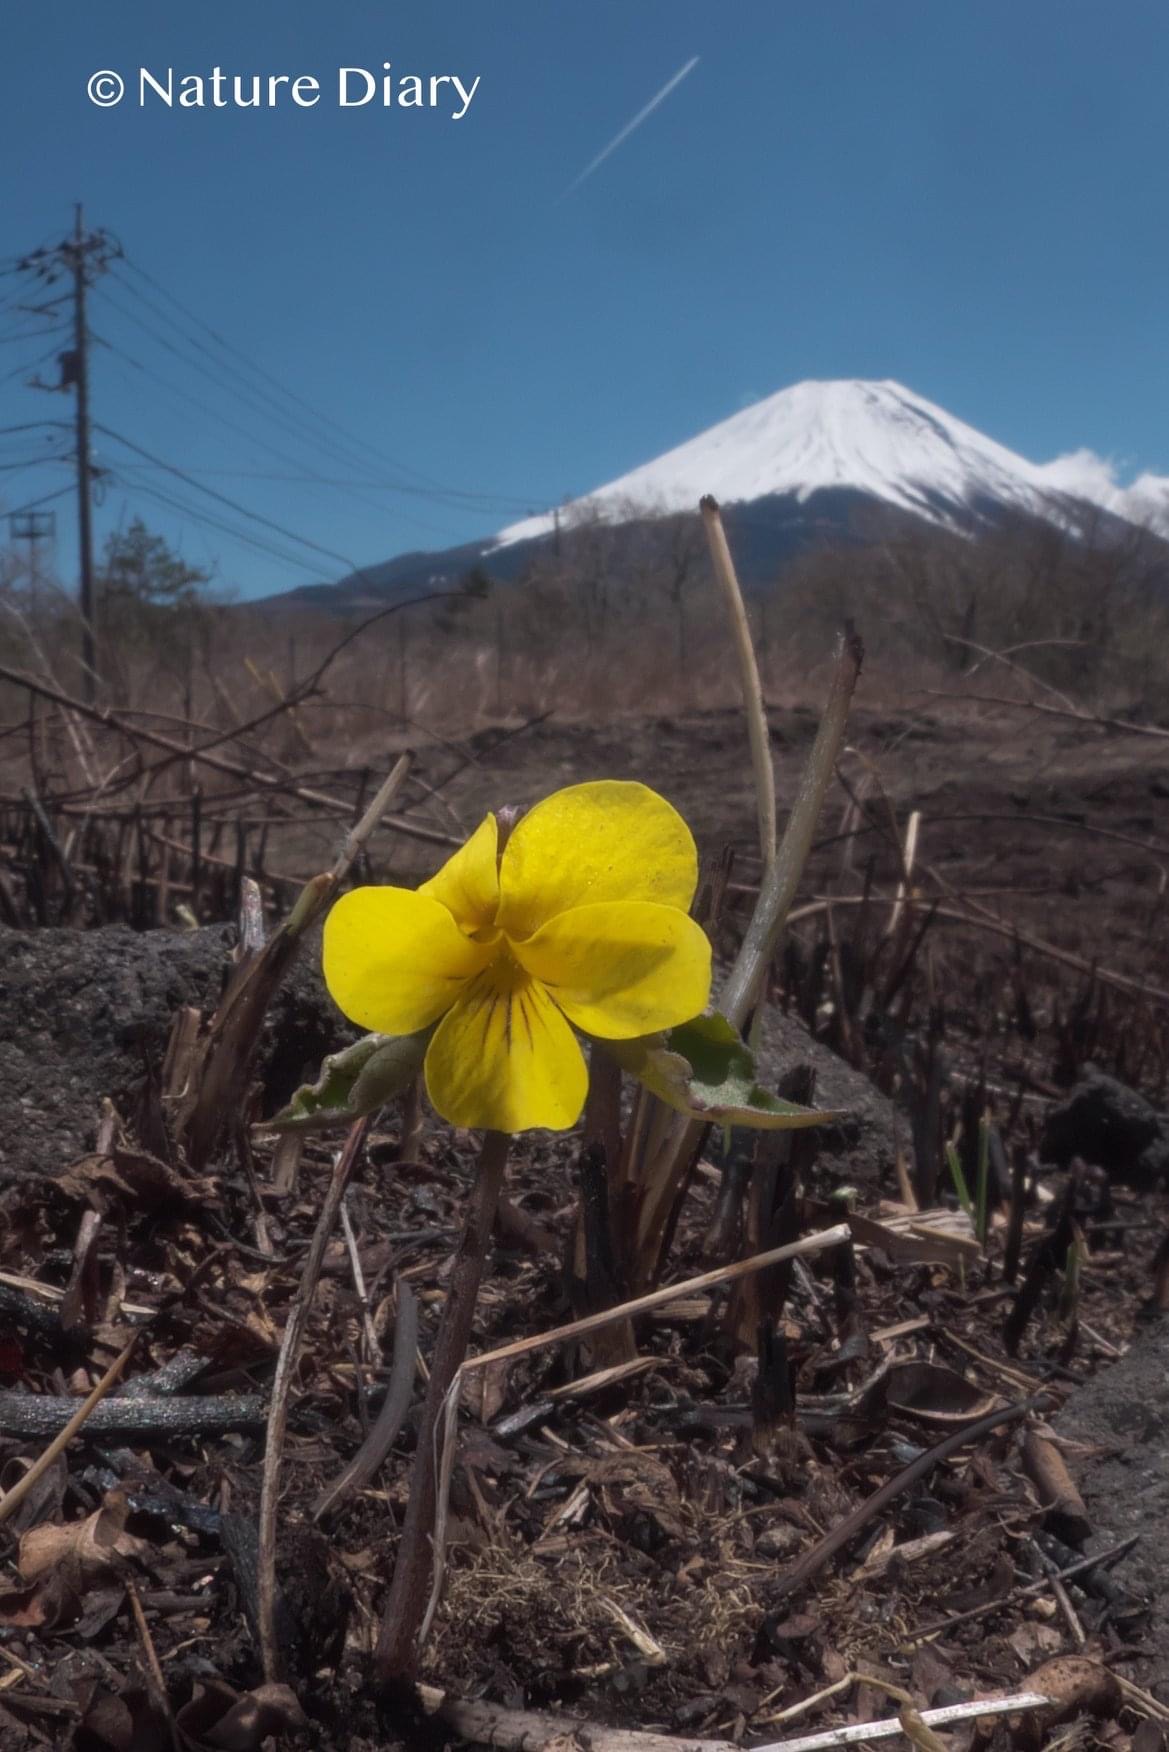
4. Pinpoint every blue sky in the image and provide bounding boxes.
[2,1,1168,600]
